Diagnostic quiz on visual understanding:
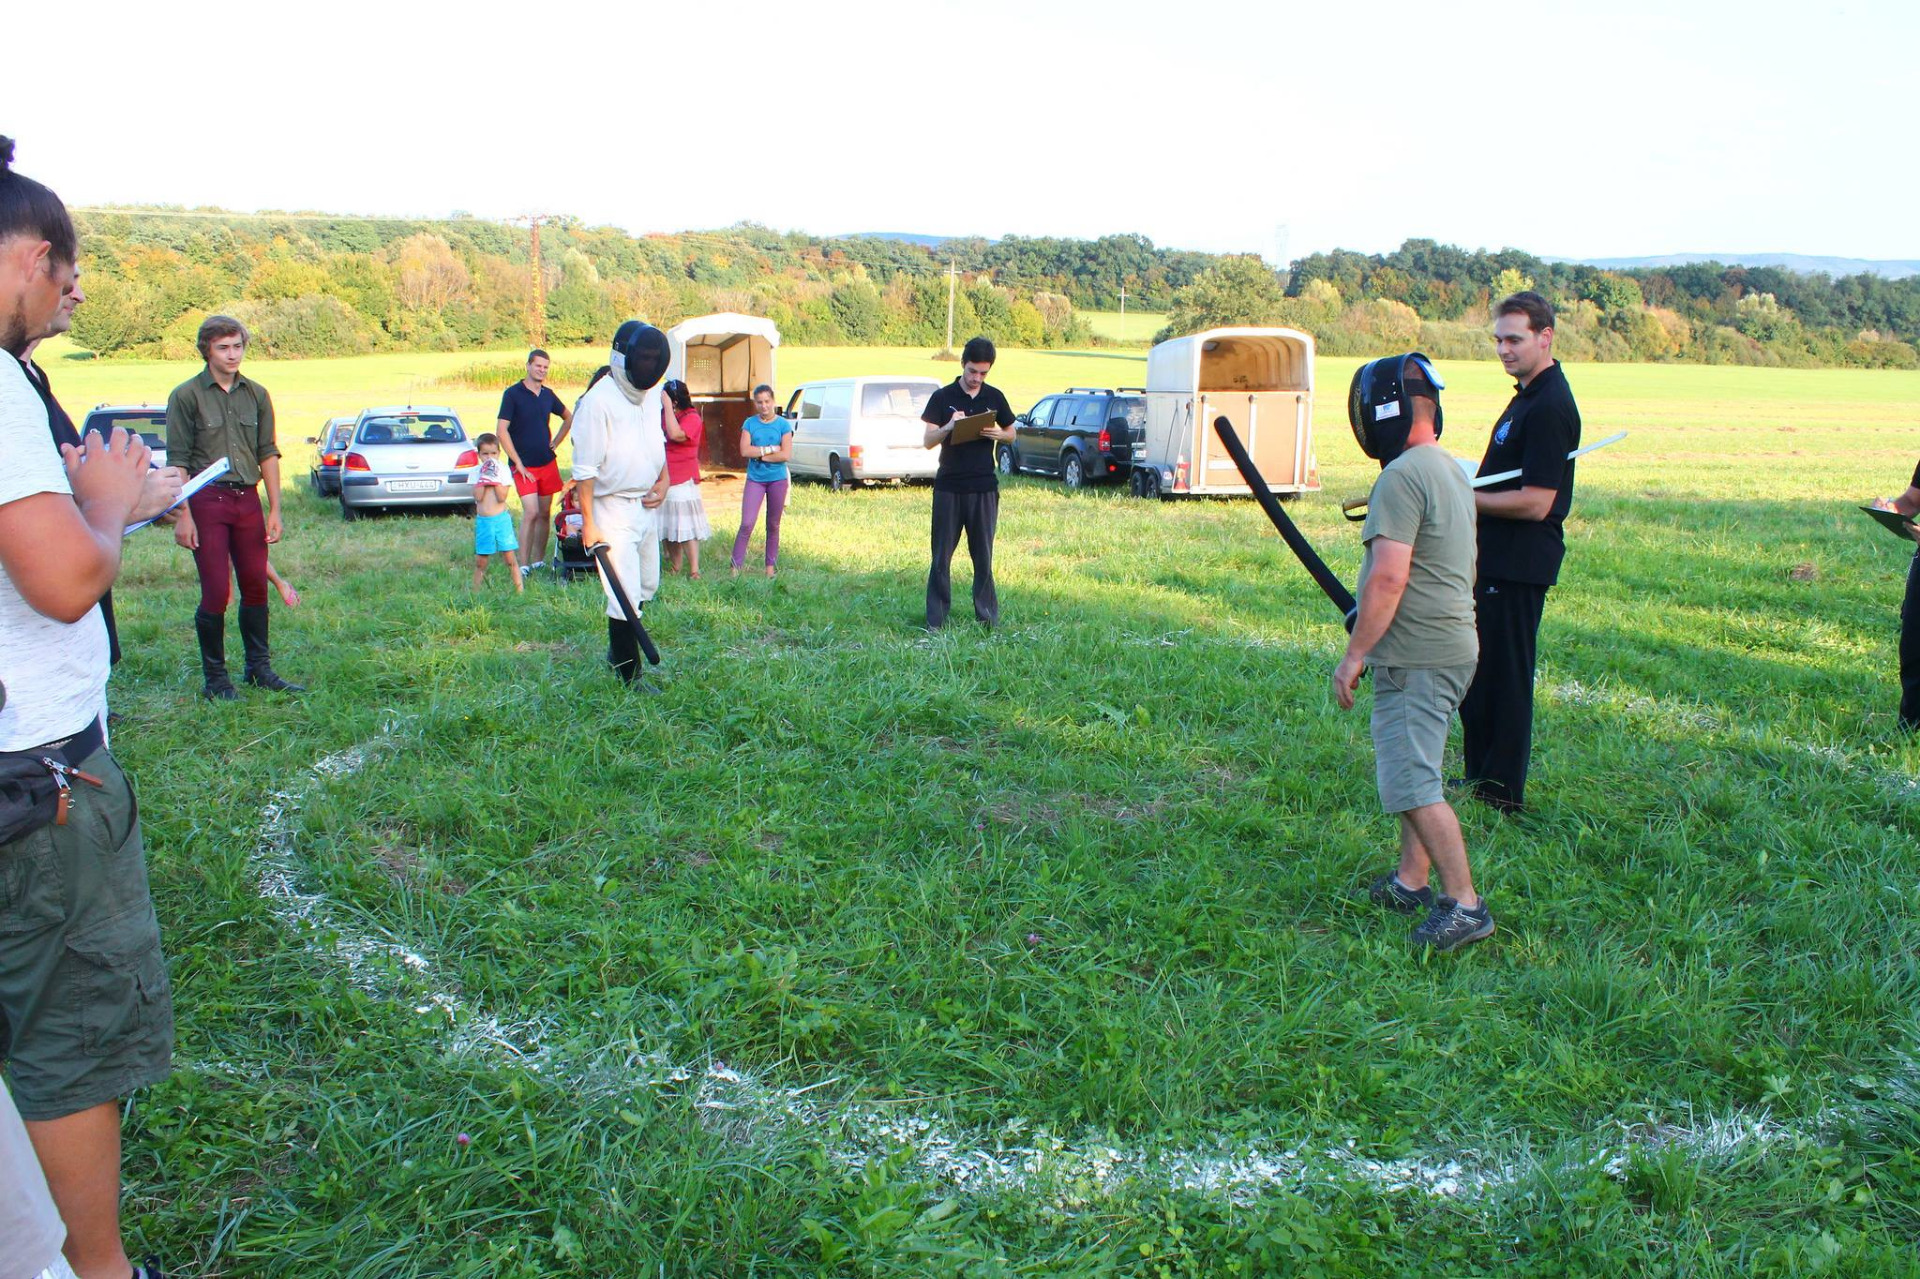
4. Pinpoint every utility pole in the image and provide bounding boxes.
[944,258,957,357]
[1119,283,1126,323]
[510,214,558,346]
